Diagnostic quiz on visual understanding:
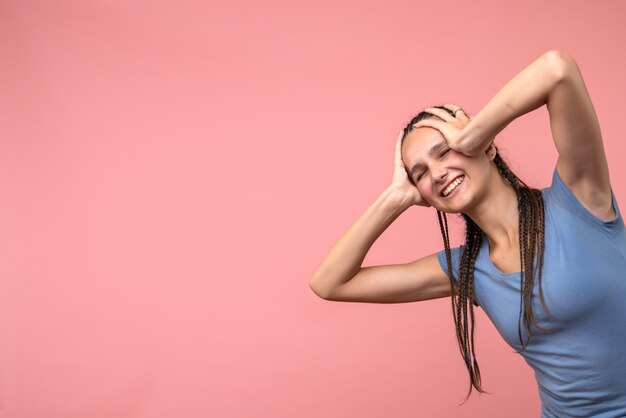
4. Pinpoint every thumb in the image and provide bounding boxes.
[394,129,405,165]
